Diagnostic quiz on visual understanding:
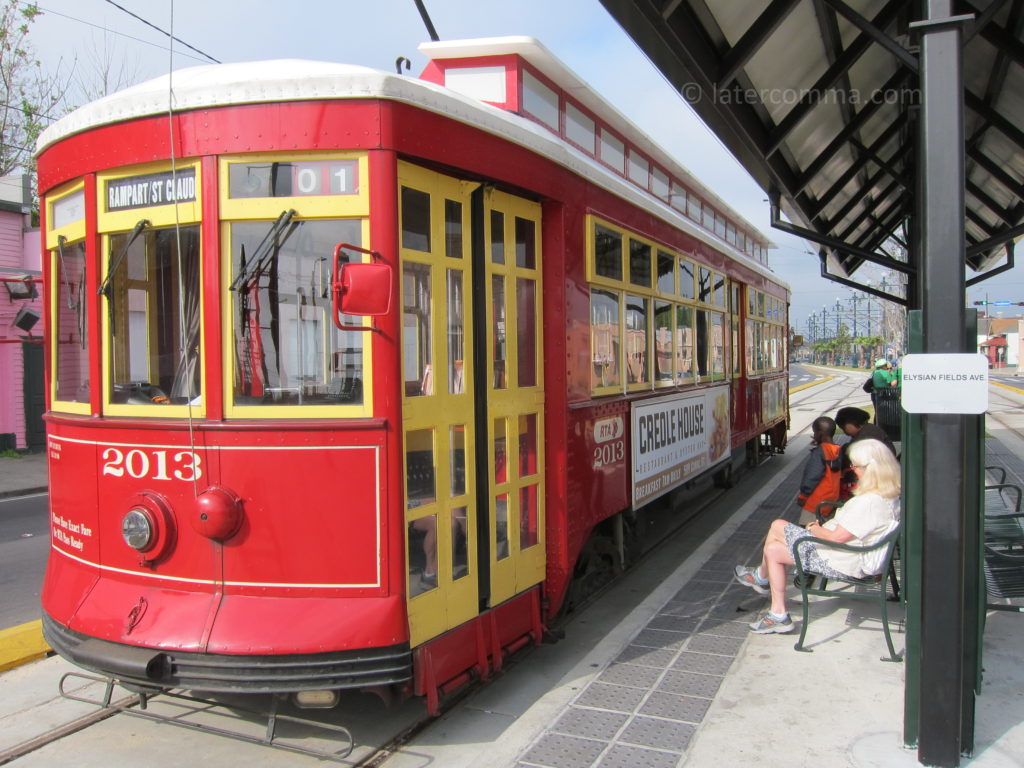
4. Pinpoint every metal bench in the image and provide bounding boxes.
[791,521,903,662]
[983,545,1024,613]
